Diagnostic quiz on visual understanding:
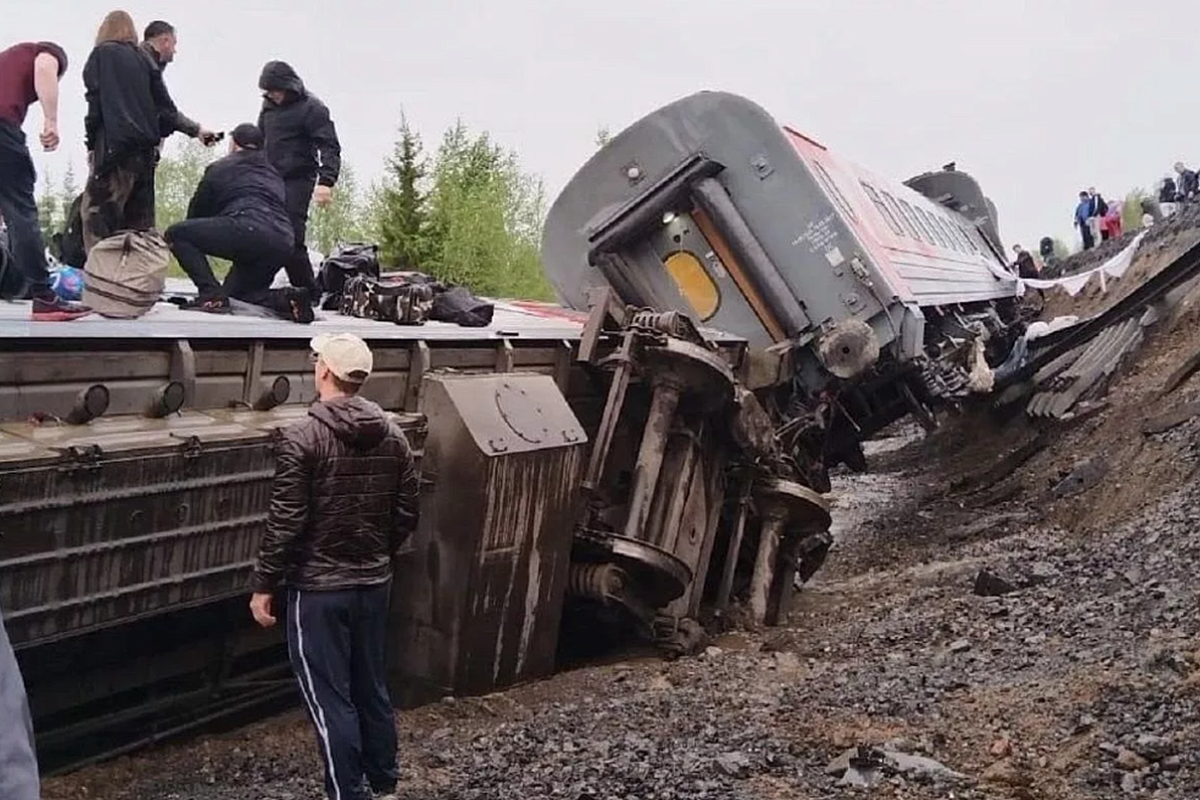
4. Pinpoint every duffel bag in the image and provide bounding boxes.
[83,230,169,319]
[339,275,434,325]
